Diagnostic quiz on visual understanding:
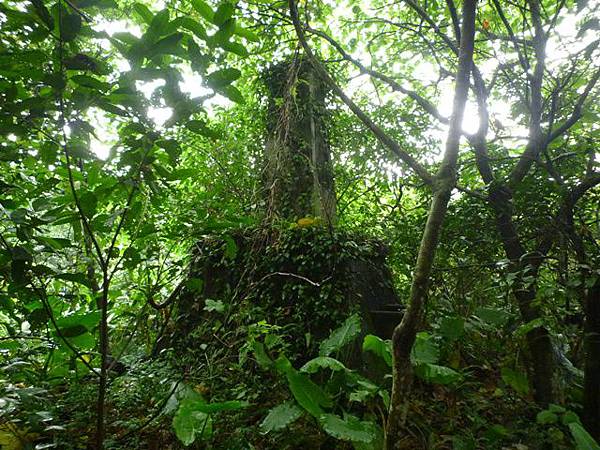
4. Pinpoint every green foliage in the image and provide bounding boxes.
[1,0,599,448]
[318,313,361,356]
[362,334,392,367]
[260,401,303,432]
